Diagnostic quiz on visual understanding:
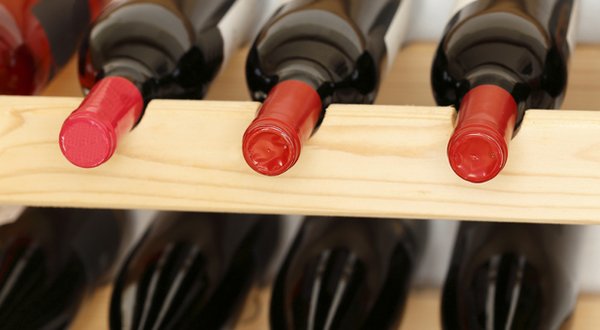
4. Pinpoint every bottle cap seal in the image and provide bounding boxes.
[242,80,322,176]
[59,77,143,168]
[447,85,517,183]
